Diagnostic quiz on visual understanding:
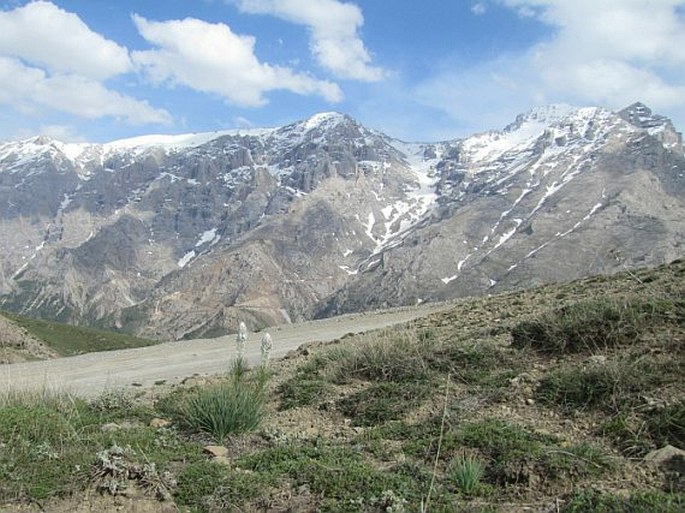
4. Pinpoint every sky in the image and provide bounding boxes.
[0,0,684,143]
